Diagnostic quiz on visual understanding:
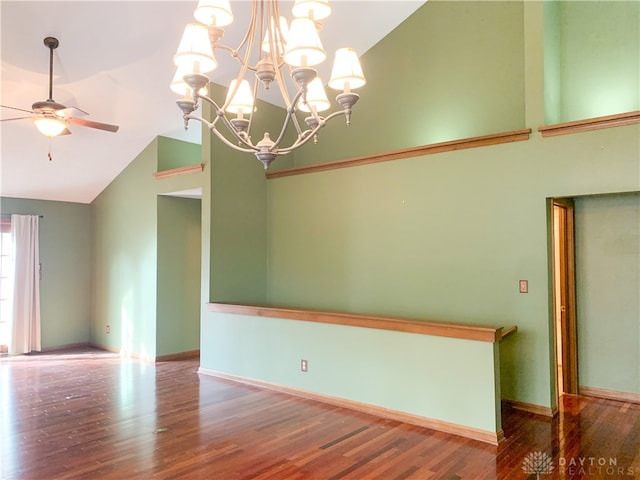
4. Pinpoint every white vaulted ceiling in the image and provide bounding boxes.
[0,1,425,203]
